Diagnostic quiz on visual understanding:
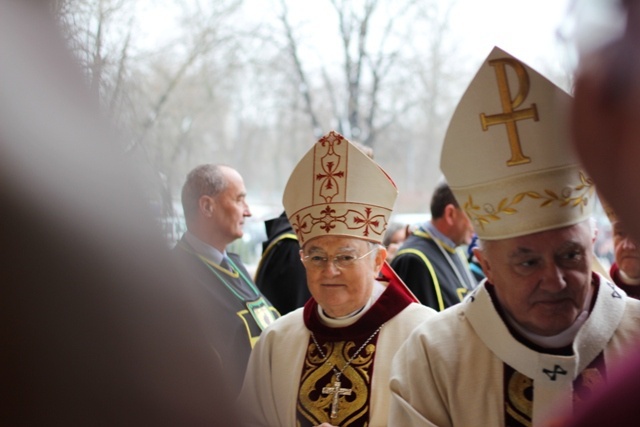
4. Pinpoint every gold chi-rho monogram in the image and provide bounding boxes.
[480,58,539,166]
